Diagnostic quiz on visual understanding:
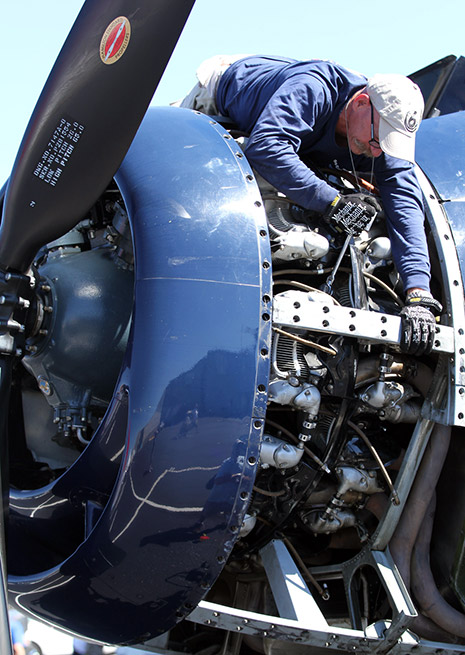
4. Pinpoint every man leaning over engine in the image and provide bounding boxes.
[178,55,441,356]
